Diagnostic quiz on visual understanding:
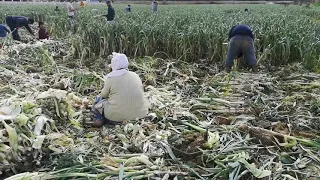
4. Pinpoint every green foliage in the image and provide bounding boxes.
[1,4,320,70]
